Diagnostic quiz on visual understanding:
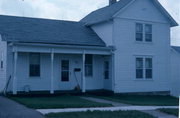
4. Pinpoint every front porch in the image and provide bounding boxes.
[7,43,115,95]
